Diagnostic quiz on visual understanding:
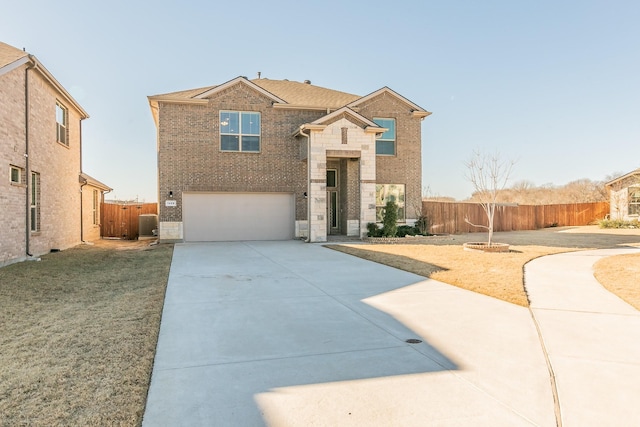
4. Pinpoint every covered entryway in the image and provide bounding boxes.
[183,192,294,241]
